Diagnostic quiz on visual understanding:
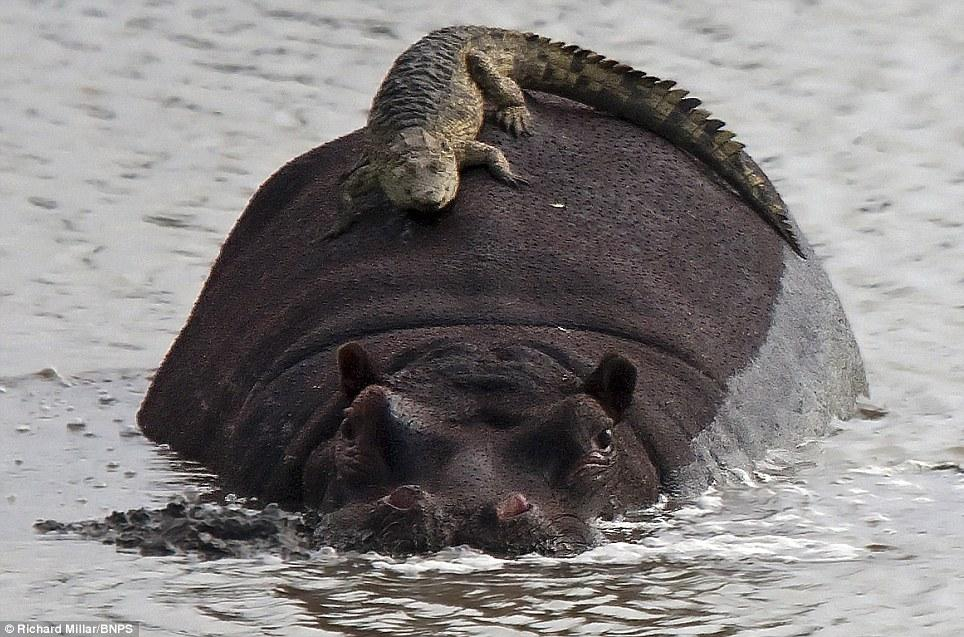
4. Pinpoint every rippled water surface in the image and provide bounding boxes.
[1,1,961,635]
